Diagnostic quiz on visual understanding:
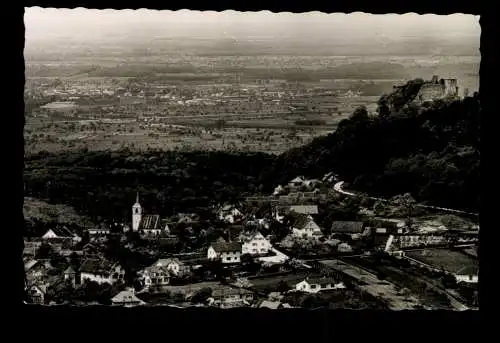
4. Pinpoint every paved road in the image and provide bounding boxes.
[333,181,479,217]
